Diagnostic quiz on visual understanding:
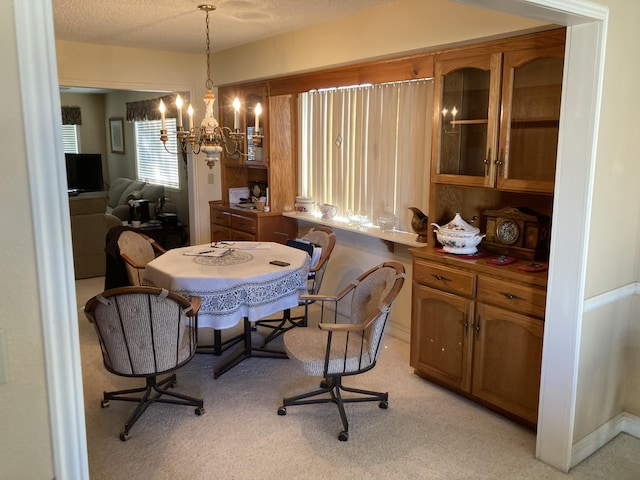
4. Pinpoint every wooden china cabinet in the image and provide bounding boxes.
[412,28,565,428]
[210,83,297,243]
[431,30,564,195]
